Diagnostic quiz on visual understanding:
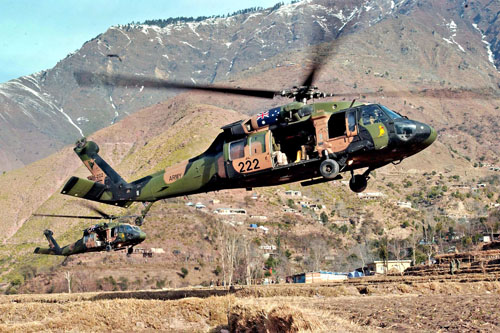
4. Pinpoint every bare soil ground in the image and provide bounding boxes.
[1,274,499,332]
